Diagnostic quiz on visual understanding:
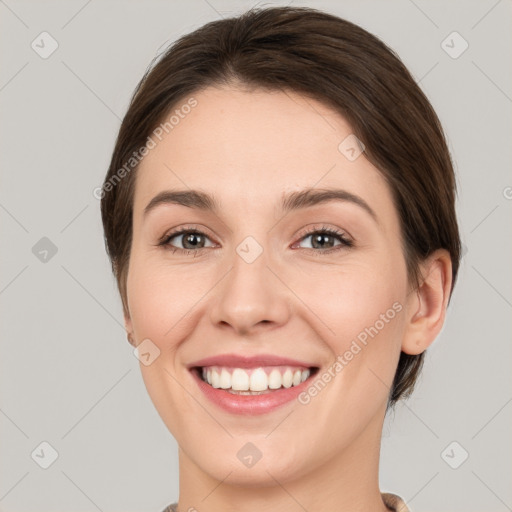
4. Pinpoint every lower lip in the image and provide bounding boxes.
[189,368,317,415]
